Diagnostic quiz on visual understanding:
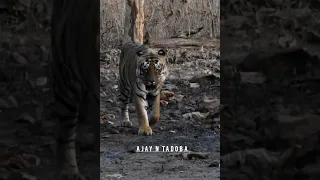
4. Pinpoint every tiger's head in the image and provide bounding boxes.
[136,46,168,91]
